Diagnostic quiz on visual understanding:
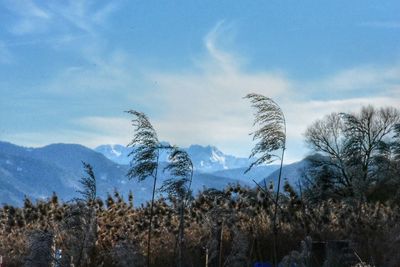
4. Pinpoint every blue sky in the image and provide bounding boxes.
[0,0,399,162]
